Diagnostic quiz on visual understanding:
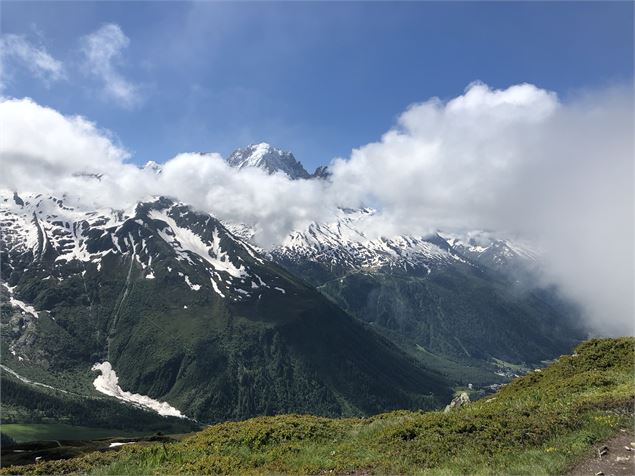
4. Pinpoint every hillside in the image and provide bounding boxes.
[4,337,632,475]
[270,208,585,380]
[1,192,450,425]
